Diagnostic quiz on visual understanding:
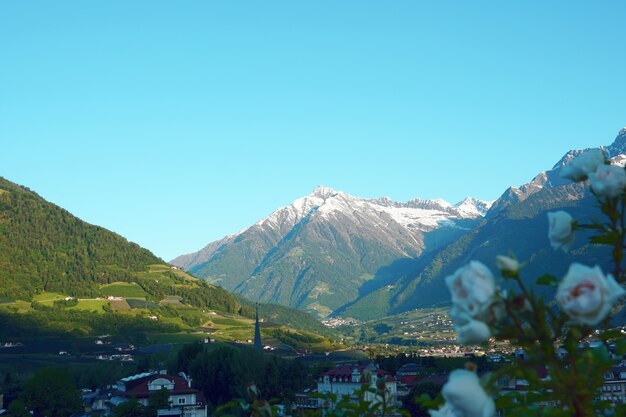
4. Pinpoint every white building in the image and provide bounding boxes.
[316,363,398,409]
[600,365,626,404]
[113,371,207,417]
